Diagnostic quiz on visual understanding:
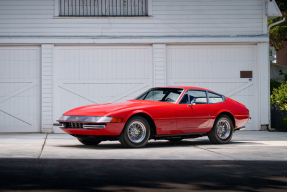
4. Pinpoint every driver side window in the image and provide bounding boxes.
[179,90,207,104]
